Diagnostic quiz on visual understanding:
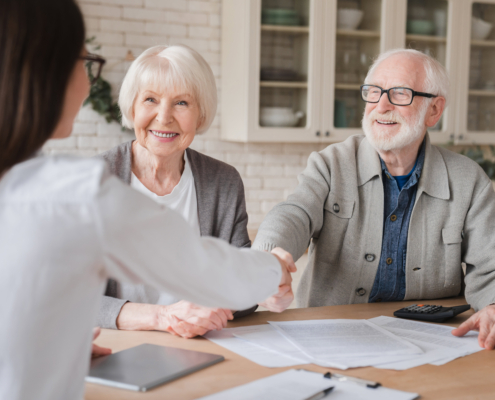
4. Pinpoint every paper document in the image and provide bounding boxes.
[368,316,482,370]
[204,327,305,368]
[269,319,422,362]
[232,324,312,364]
[197,369,419,400]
